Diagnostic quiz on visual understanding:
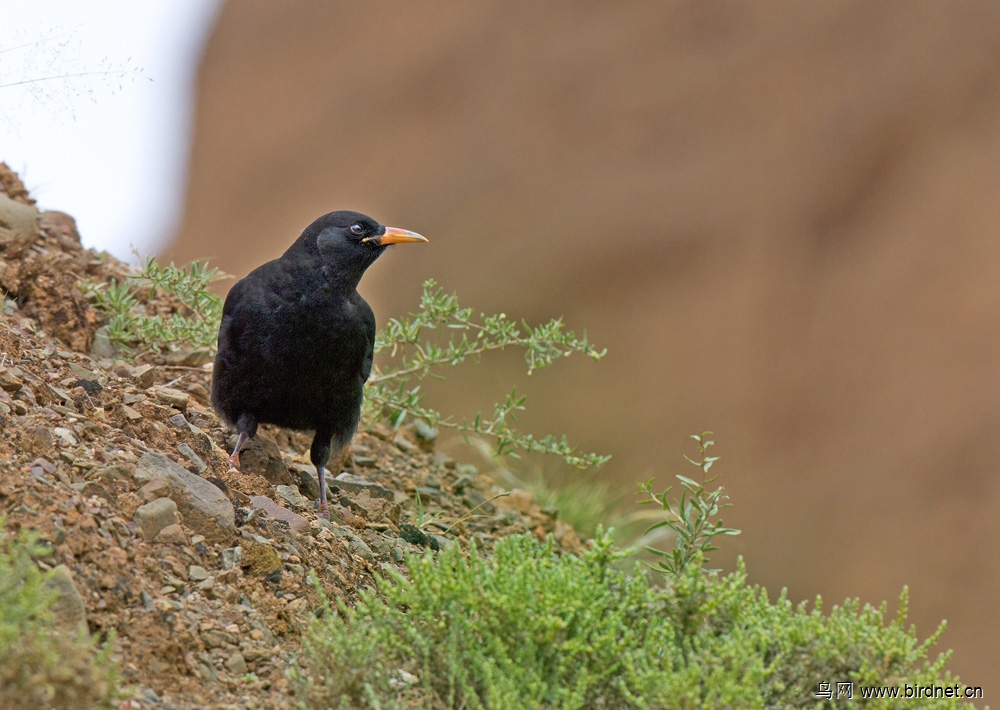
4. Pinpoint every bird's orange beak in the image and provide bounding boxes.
[376,226,428,245]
